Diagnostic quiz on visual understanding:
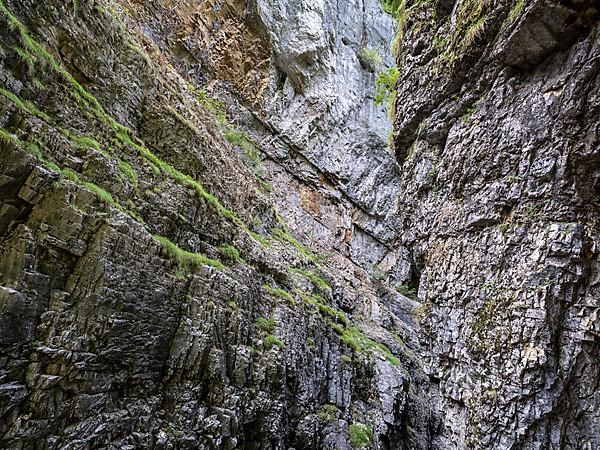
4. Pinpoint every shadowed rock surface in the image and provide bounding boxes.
[0,0,598,449]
